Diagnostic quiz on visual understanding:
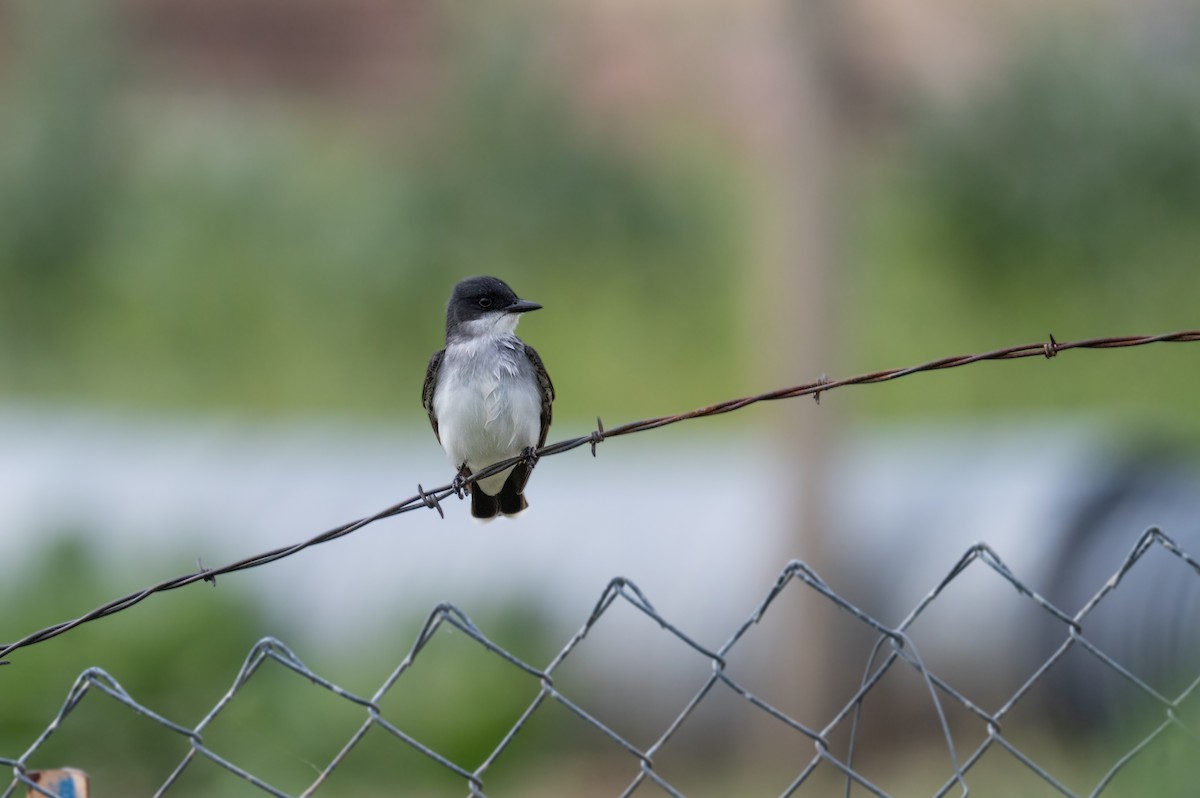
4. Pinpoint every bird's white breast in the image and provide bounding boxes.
[433,333,542,494]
